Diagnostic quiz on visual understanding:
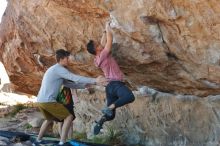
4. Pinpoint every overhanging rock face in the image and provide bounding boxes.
[1,0,220,96]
